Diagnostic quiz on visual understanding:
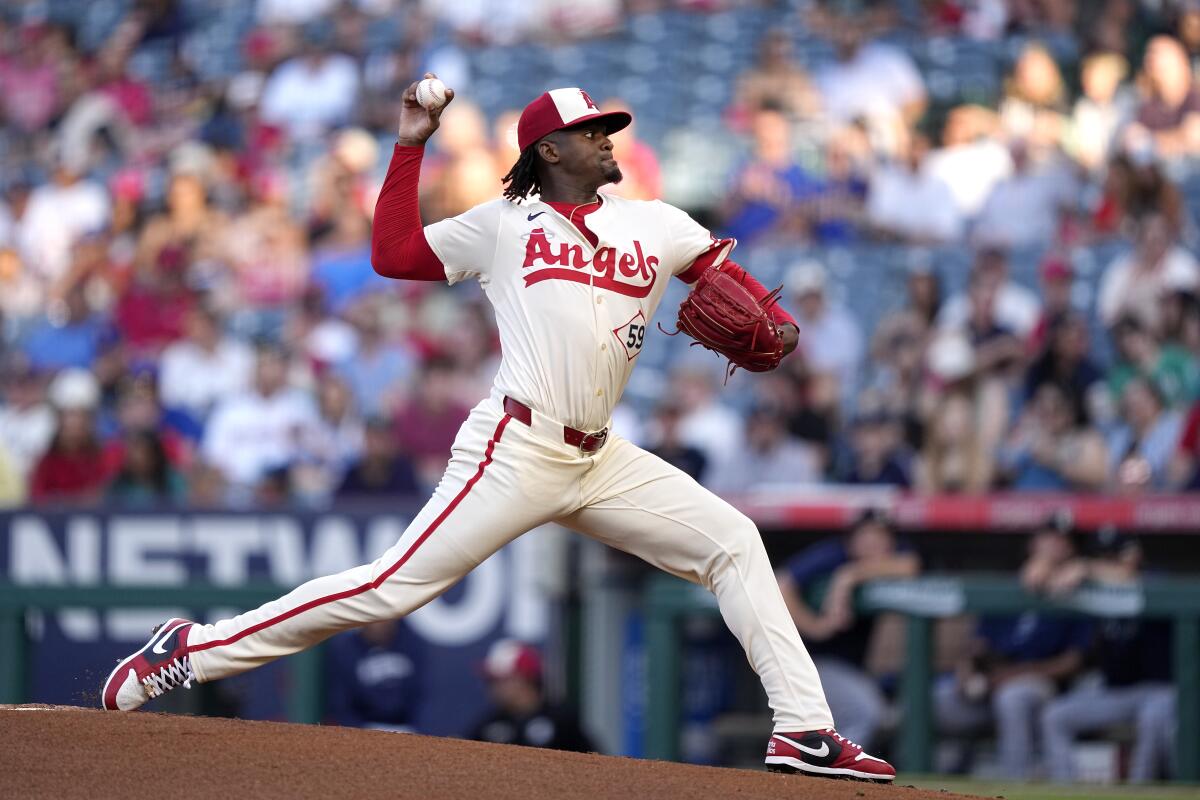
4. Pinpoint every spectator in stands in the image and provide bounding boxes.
[939,247,1041,340]
[918,333,1006,493]
[259,24,360,143]
[0,357,55,481]
[200,342,319,492]
[1094,148,1188,240]
[336,416,421,499]
[728,30,820,127]
[159,305,254,423]
[421,101,499,221]
[1025,311,1107,421]
[106,429,187,506]
[1108,314,1200,410]
[1107,376,1185,493]
[925,105,1013,219]
[337,299,416,420]
[670,366,743,473]
[470,639,595,753]
[866,131,964,243]
[998,381,1108,491]
[961,272,1026,383]
[708,404,822,493]
[866,311,928,451]
[804,129,869,244]
[310,210,388,315]
[1129,35,1200,160]
[292,373,364,504]
[998,43,1069,158]
[1098,212,1199,330]
[787,260,864,410]
[1027,256,1075,354]
[30,369,107,504]
[0,22,67,134]
[307,127,379,245]
[776,509,920,751]
[812,18,927,156]
[134,171,228,286]
[1067,51,1135,174]
[1041,526,1176,783]
[935,515,1091,780]
[113,241,195,358]
[646,399,707,483]
[972,139,1076,249]
[393,356,471,488]
[834,403,912,488]
[19,283,110,372]
[16,147,110,292]
[222,170,311,337]
[105,369,197,468]
[324,620,424,732]
[721,107,817,245]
